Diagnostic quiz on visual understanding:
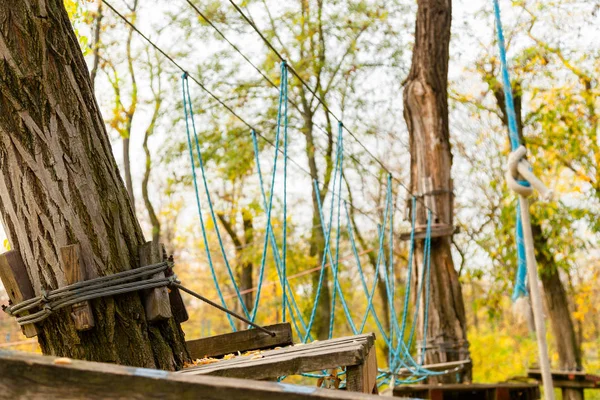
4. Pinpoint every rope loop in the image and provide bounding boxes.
[506,146,533,197]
